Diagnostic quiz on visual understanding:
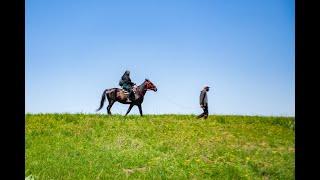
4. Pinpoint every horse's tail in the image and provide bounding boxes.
[96,89,109,112]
